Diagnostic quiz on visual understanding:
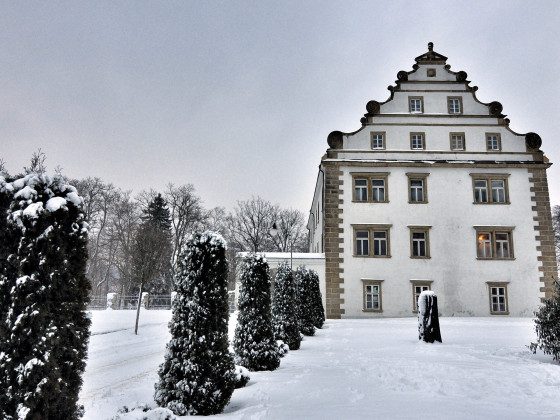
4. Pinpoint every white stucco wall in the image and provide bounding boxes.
[339,165,542,317]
